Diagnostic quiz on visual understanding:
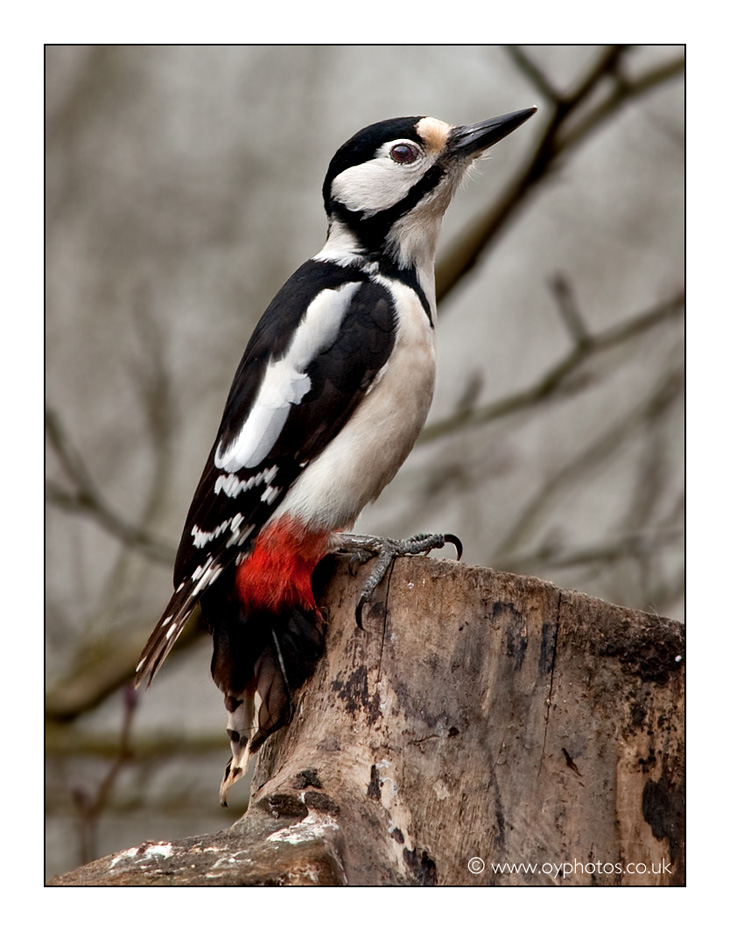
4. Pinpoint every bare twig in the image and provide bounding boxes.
[436,46,684,303]
[45,605,205,723]
[562,45,626,110]
[505,525,683,573]
[45,407,176,566]
[419,289,684,445]
[559,54,686,153]
[71,684,138,865]
[92,301,180,629]
[495,367,684,561]
[549,272,590,347]
[504,46,561,102]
